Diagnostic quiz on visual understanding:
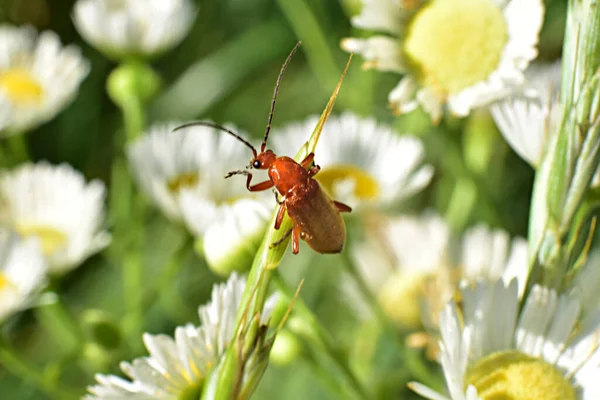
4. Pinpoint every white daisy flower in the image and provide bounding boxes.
[341,0,544,121]
[127,122,271,274]
[410,279,600,400]
[192,199,270,277]
[271,112,433,211]
[73,0,197,59]
[85,273,278,399]
[0,230,47,322]
[490,61,562,167]
[0,25,89,133]
[0,162,111,274]
[349,213,527,356]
